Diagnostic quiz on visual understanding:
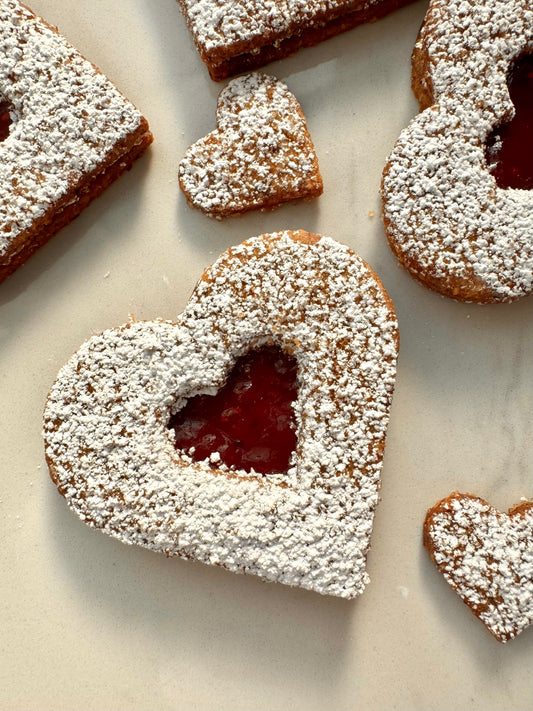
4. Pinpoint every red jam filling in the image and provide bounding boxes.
[0,100,12,142]
[486,54,533,190]
[168,346,298,475]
